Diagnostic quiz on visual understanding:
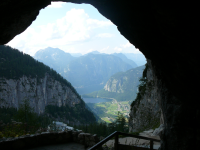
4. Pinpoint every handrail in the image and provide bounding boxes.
[88,131,160,150]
